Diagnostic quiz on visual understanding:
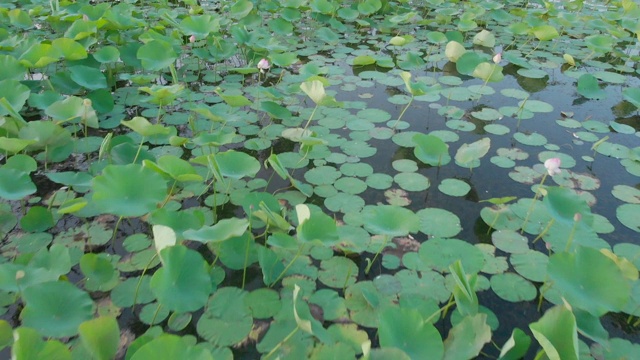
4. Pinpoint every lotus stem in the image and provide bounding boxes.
[392,95,414,129]
[365,234,390,275]
[149,303,163,326]
[521,173,547,233]
[264,326,299,360]
[302,104,319,131]
[133,253,158,306]
[532,218,554,243]
[564,216,579,252]
[132,136,145,164]
[424,294,456,324]
[169,63,179,84]
[269,247,303,287]
[242,231,252,290]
